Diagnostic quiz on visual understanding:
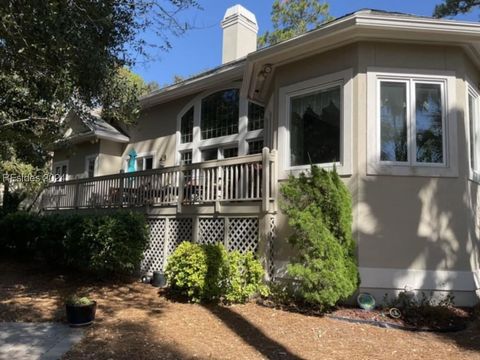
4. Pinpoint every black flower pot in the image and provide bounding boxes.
[65,301,97,327]
[151,271,166,288]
